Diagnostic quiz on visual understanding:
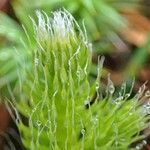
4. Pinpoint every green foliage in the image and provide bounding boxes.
[125,35,150,77]
[0,0,149,149]
[0,13,30,98]
[13,11,149,150]
[11,0,149,82]
[0,0,142,92]
[12,0,139,50]
[0,13,22,86]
